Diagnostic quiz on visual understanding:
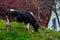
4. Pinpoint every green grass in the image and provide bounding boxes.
[0,20,60,40]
